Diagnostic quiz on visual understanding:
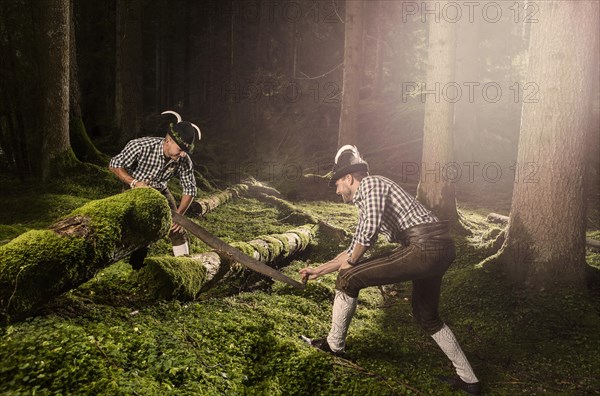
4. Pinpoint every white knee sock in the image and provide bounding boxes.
[172,242,189,257]
[432,324,479,384]
[327,290,358,352]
